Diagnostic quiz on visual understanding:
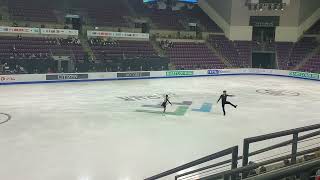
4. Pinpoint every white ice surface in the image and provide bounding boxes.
[0,75,319,180]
